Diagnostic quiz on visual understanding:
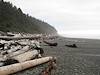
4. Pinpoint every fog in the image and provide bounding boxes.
[5,0,100,39]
